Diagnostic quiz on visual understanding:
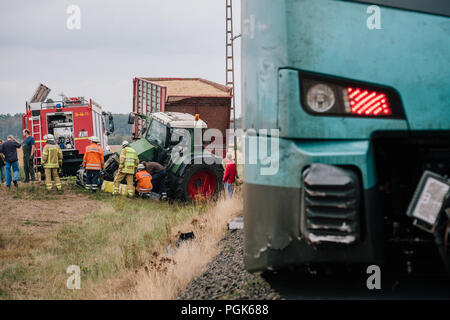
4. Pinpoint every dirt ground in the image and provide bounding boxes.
[0,189,97,236]
[2,145,119,240]
[0,183,101,261]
